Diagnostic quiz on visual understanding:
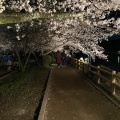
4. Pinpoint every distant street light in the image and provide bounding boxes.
[117,51,120,65]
